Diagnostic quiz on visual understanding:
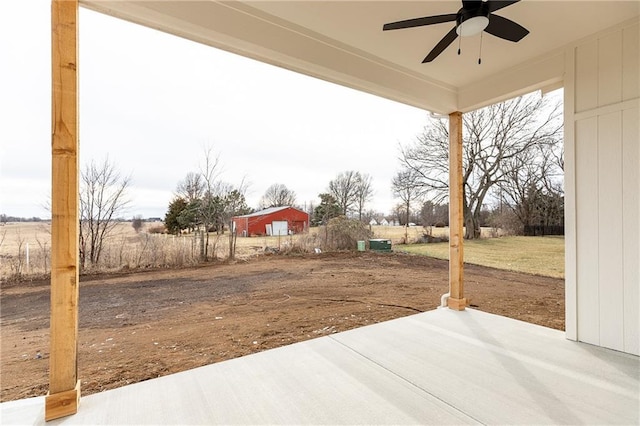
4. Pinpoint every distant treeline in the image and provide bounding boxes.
[0,214,162,224]
[523,225,565,236]
[0,214,48,223]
